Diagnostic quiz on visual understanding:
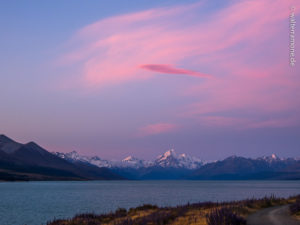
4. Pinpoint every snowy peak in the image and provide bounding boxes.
[65,151,81,161]
[155,149,179,168]
[120,156,148,168]
[177,153,203,169]
[155,149,203,169]
[156,149,177,161]
[258,154,282,163]
[52,151,112,168]
[122,156,138,162]
[161,149,176,158]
